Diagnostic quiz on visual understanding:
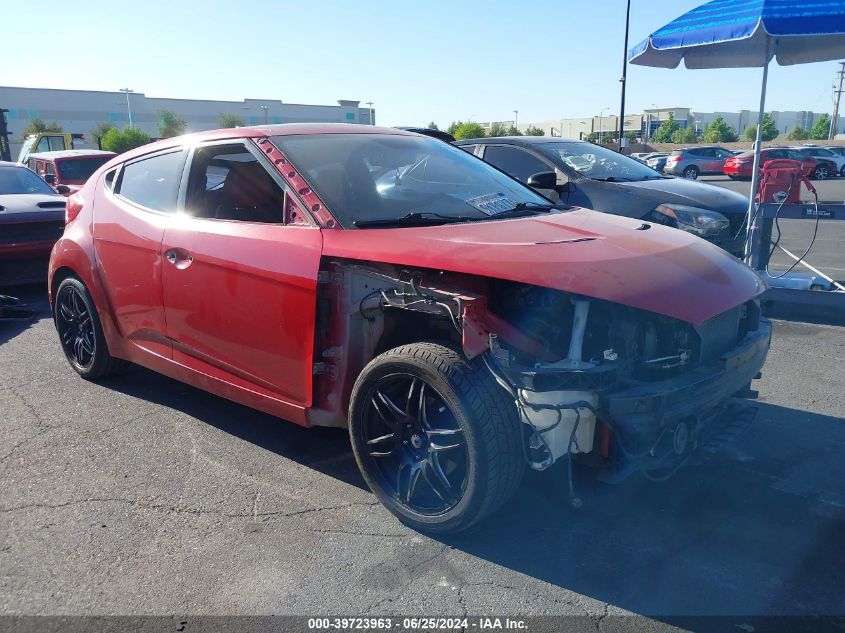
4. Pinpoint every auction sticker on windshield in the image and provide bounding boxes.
[465,193,516,215]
